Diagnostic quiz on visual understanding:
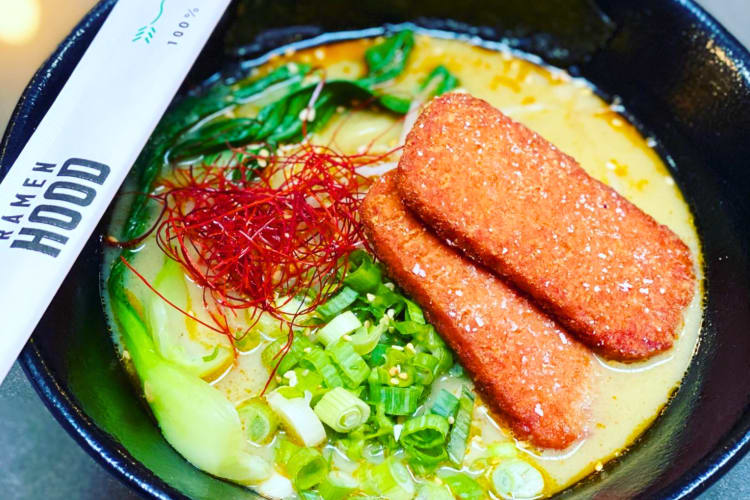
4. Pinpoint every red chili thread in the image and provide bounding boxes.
[139,142,398,390]
[112,87,403,389]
